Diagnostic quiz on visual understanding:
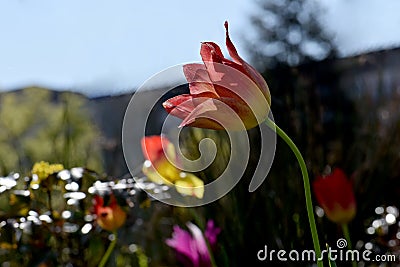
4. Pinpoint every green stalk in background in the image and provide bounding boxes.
[98,231,118,267]
[265,118,324,267]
